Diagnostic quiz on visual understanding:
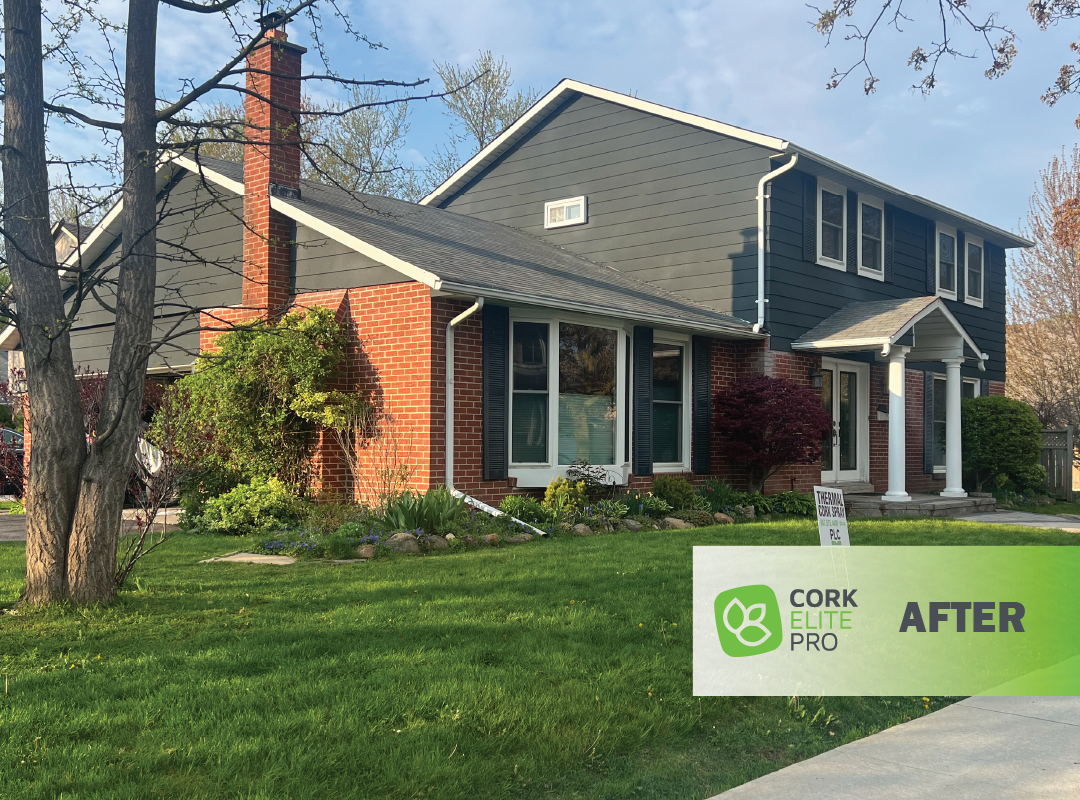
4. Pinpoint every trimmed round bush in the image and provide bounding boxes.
[651,475,696,510]
[194,477,306,536]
